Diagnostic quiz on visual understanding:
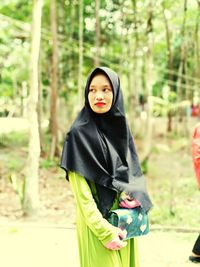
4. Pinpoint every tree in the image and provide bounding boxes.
[176,0,188,101]
[23,0,43,216]
[176,0,189,136]
[162,0,174,132]
[78,0,83,107]
[94,0,100,66]
[132,0,140,106]
[50,0,59,158]
[194,0,200,84]
[139,0,154,163]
